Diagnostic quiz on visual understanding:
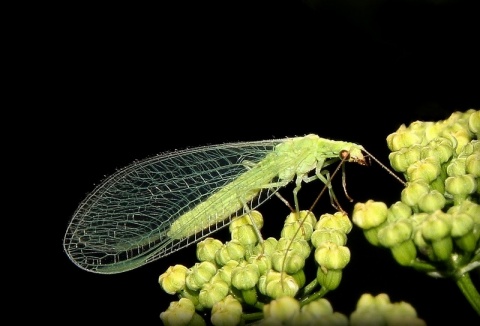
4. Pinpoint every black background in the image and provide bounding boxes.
[44,0,480,324]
